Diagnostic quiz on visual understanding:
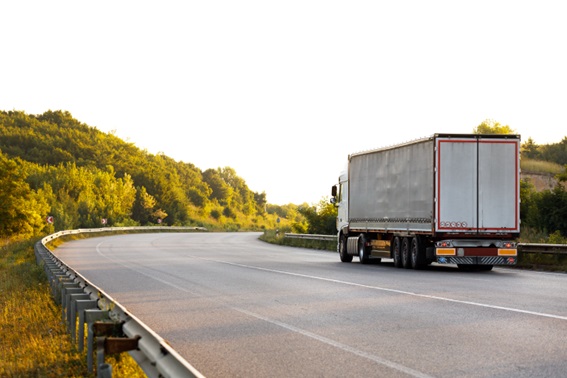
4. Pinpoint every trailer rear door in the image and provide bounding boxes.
[435,135,520,234]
